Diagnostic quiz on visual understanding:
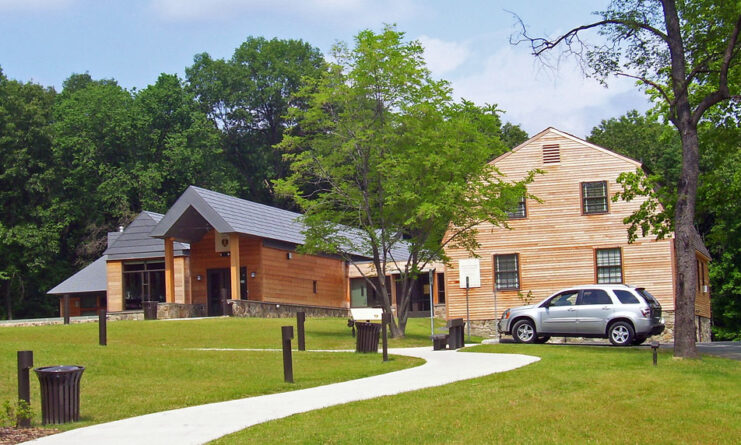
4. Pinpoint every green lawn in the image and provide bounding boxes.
[0,317,433,430]
[214,343,741,444]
